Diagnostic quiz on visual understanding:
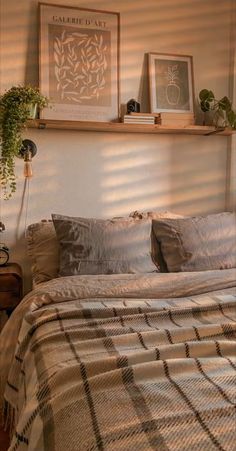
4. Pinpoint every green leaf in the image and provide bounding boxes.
[227,110,236,127]
[218,96,231,111]
[208,90,215,101]
[217,109,225,119]
[200,100,210,112]
[199,89,210,101]
[199,89,215,102]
